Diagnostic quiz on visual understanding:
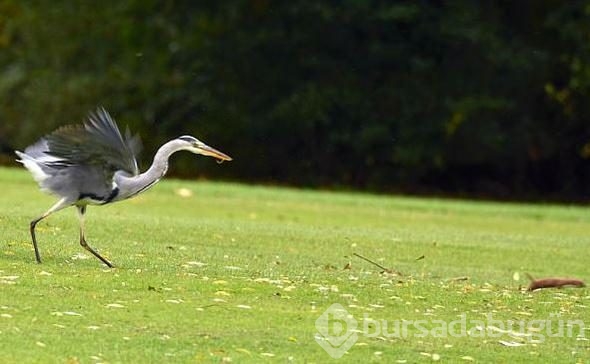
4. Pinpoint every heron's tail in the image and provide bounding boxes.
[15,150,51,186]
